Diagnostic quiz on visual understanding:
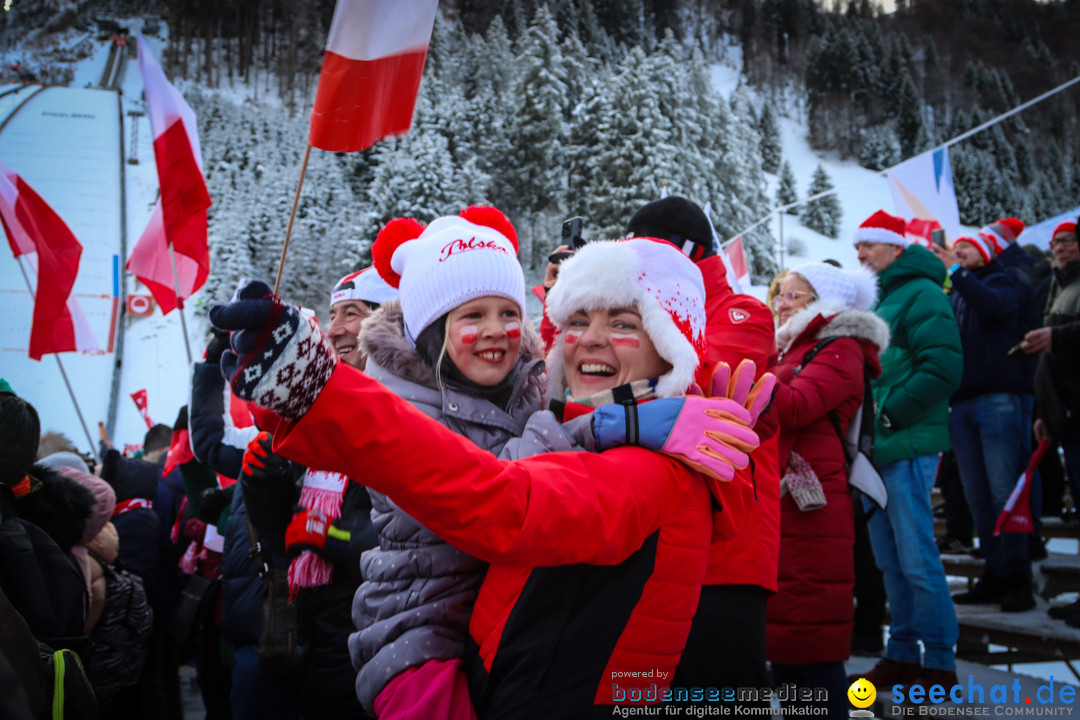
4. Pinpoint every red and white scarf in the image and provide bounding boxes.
[288,469,348,593]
